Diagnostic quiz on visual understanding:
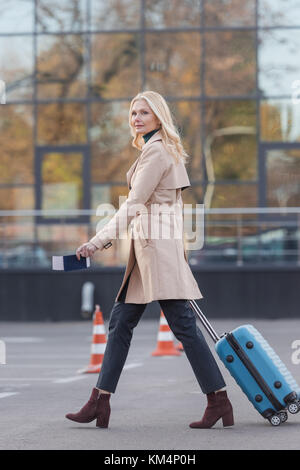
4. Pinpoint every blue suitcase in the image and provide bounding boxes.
[189,300,300,426]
